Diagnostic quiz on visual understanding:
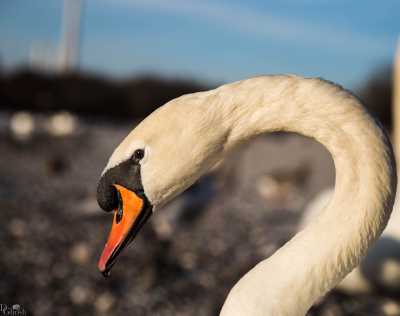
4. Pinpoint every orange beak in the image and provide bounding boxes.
[98,184,152,276]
